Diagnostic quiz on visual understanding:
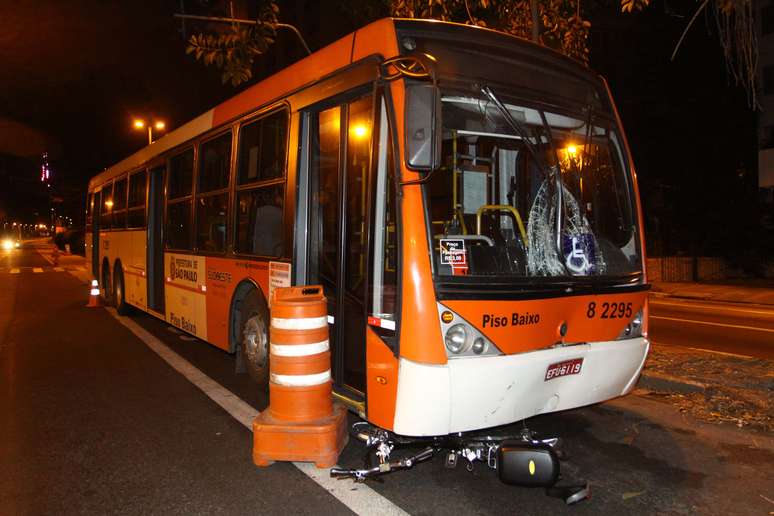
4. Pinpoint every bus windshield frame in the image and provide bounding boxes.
[422,83,643,289]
